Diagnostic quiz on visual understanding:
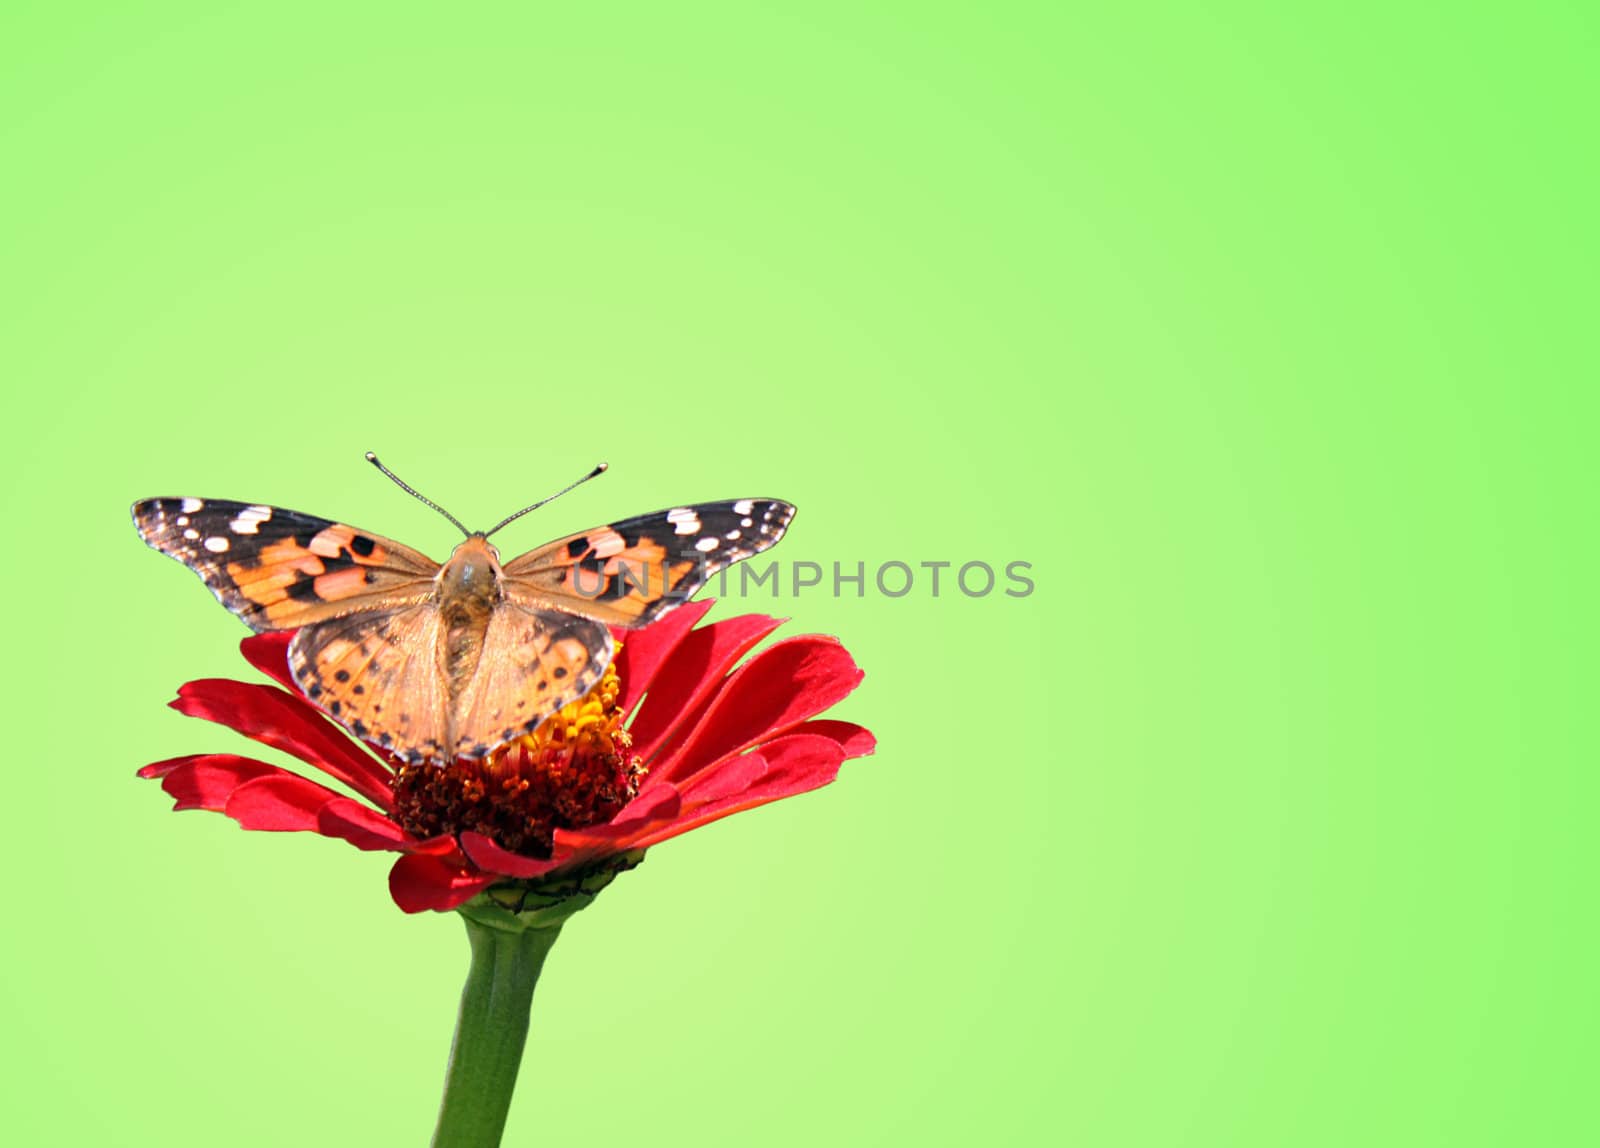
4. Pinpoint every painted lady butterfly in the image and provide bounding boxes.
[134,456,795,764]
